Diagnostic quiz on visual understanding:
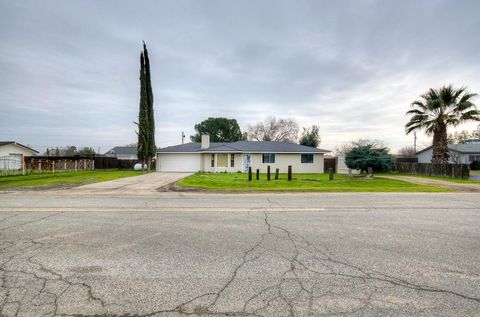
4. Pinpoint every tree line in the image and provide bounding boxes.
[43,146,96,156]
[190,116,322,148]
